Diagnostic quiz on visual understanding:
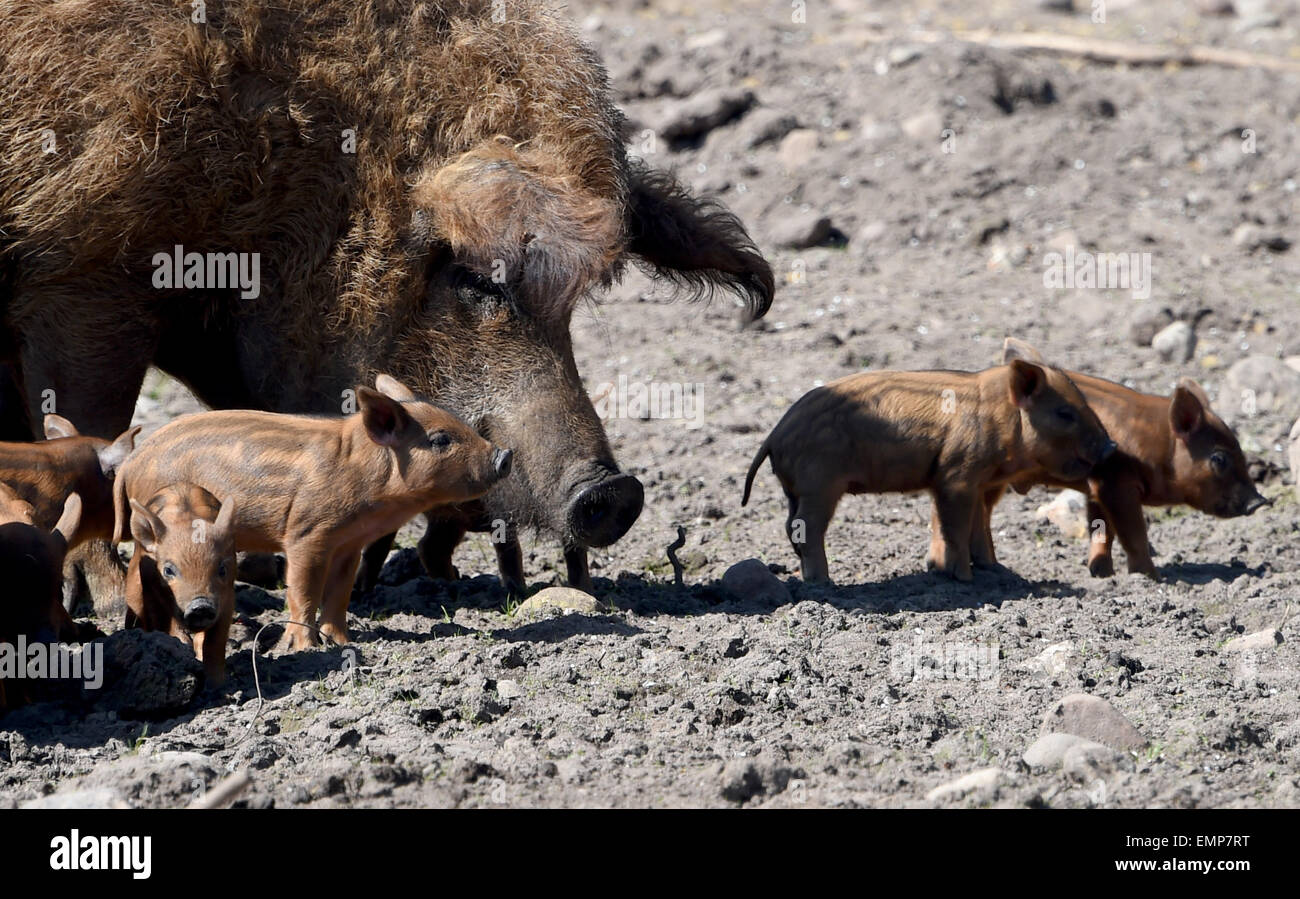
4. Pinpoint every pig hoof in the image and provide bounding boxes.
[1088,556,1115,578]
[318,623,350,646]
